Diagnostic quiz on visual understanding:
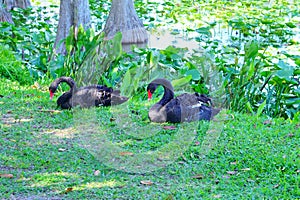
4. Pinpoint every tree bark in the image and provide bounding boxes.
[1,0,31,23]
[3,0,31,10]
[103,0,148,44]
[54,0,91,54]
[0,3,13,23]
